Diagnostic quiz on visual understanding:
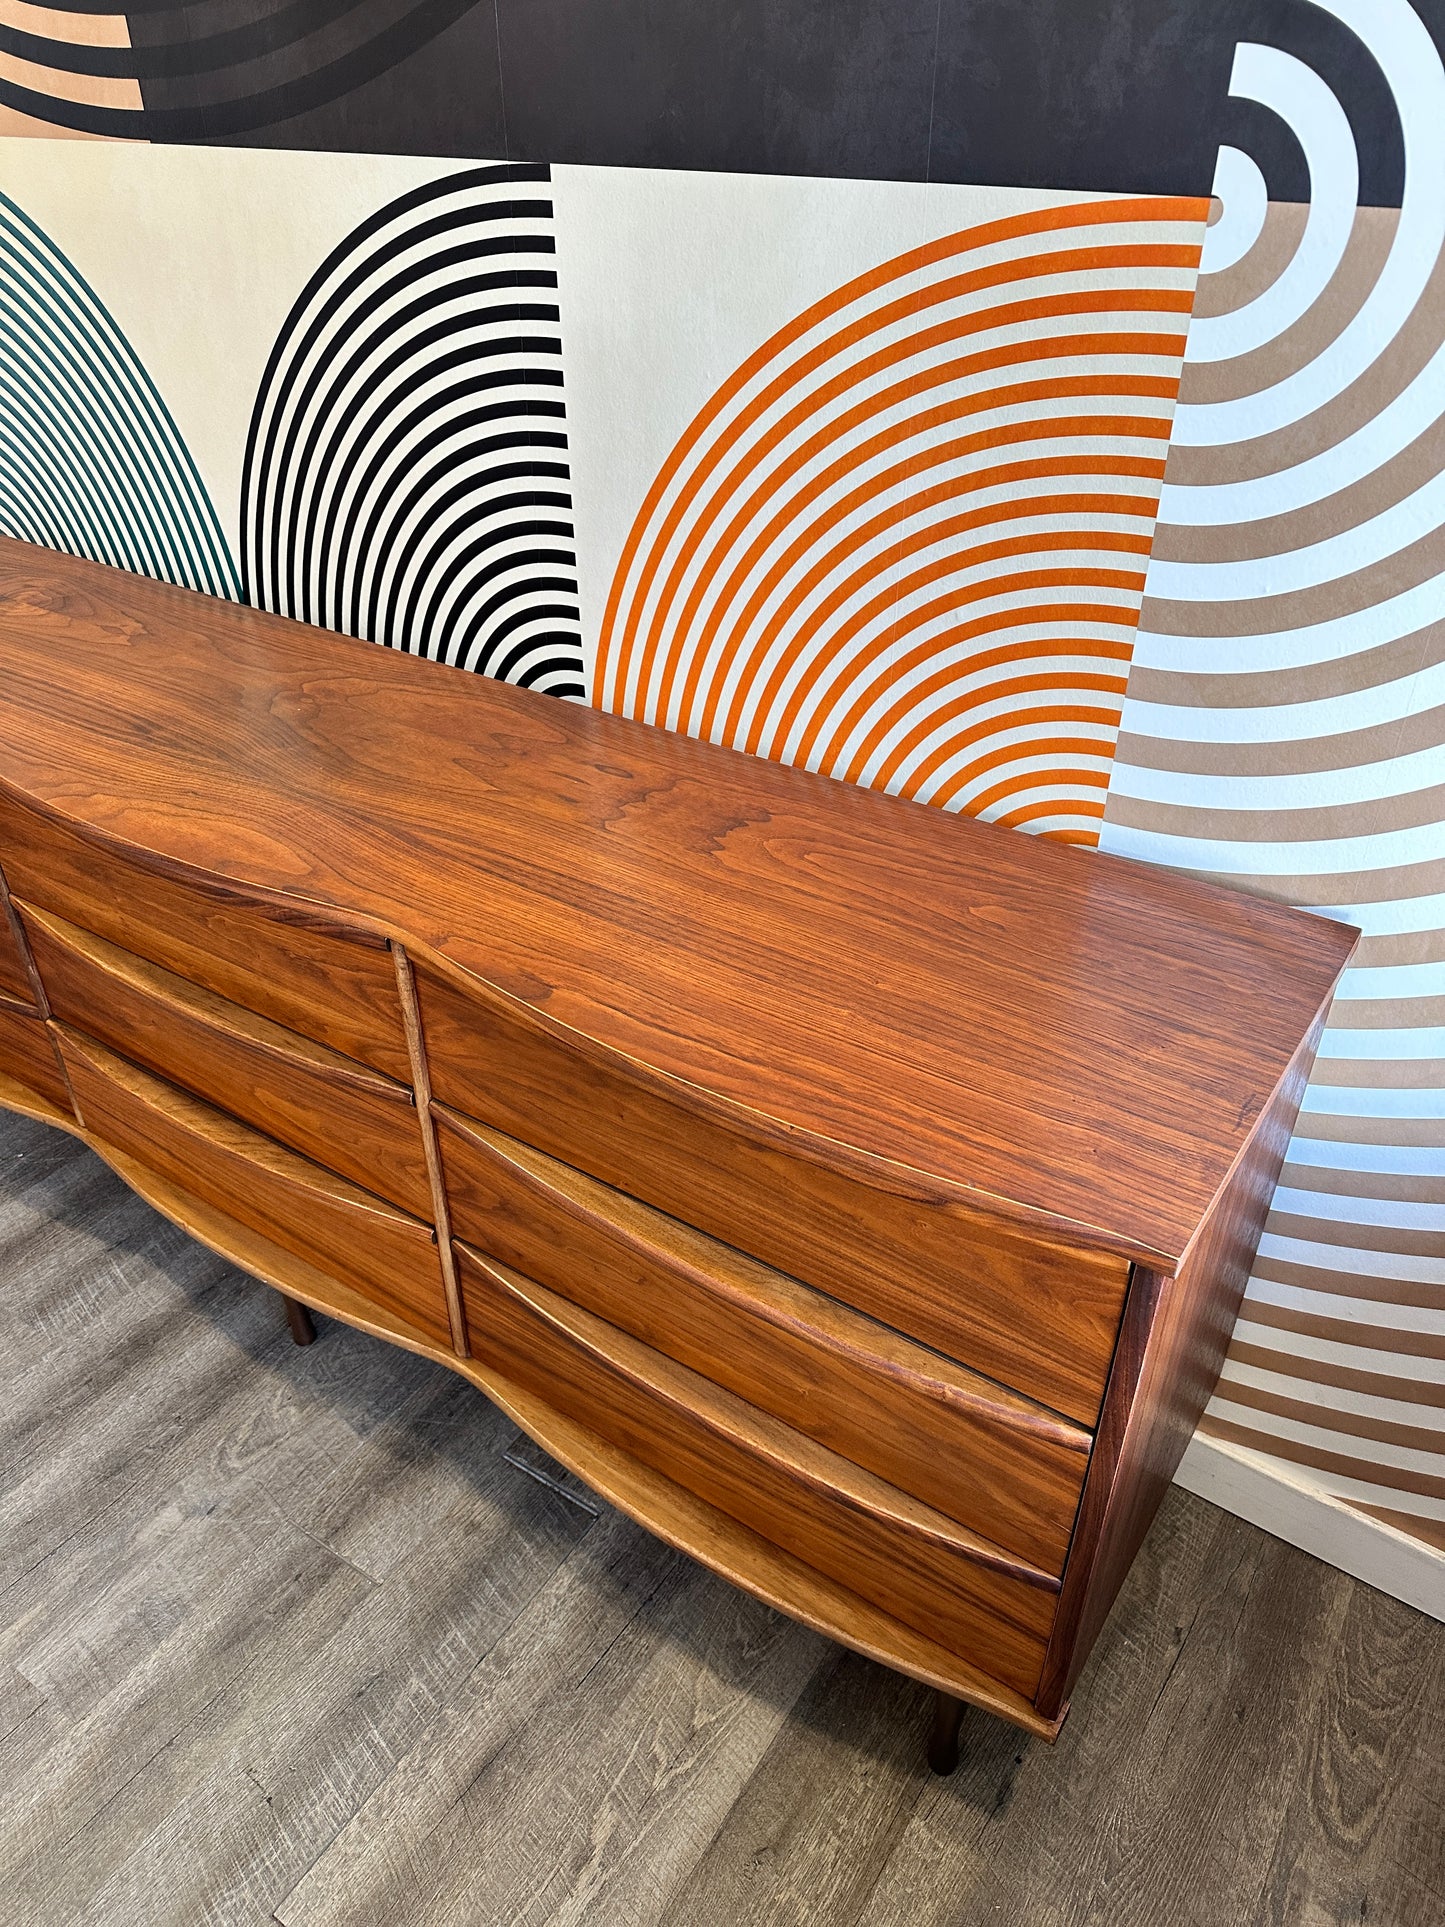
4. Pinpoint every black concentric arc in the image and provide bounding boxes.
[0,0,480,142]
[242,163,586,701]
